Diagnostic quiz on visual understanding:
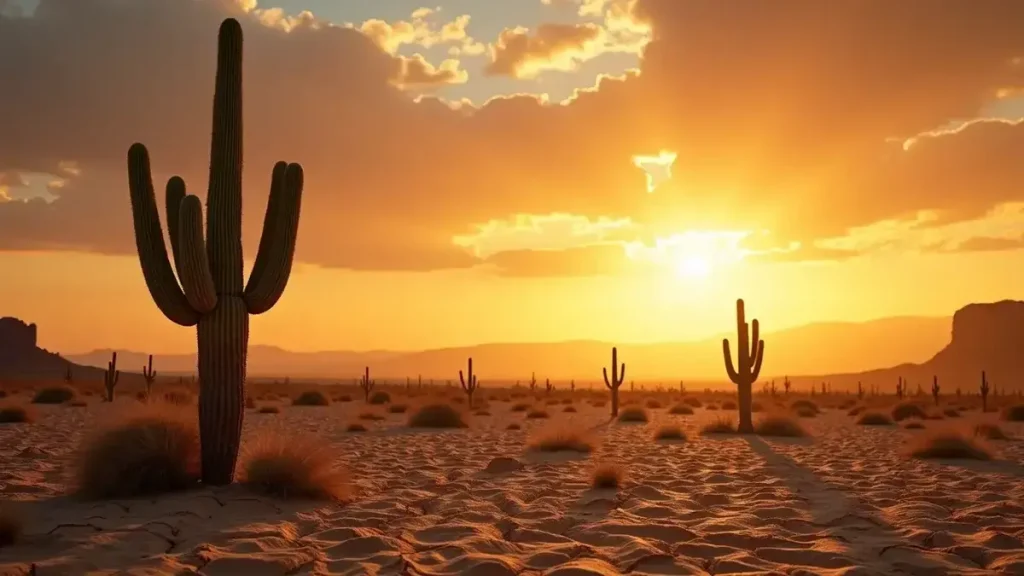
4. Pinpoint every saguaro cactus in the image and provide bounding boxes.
[459,357,479,407]
[529,372,537,393]
[125,19,304,485]
[603,346,625,417]
[980,371,990,412]
[64,364,74,385]
[104,352,120,402]
[857,381,864,400]
[783,376,790,395]
[143,354,157,397]
[896,377,905,400]
[931,375,940,406]
[723,299,764,434]
[360,366,374,402]
[545,378,553,395]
